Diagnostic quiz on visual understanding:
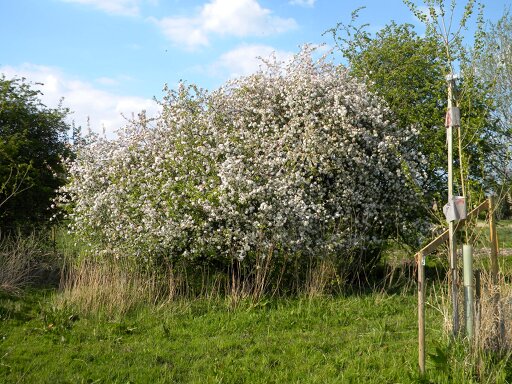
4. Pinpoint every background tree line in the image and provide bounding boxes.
[327,3,511,221]
[0,76,71,233]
